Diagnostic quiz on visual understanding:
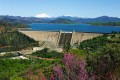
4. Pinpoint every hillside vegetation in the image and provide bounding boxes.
[0,32,120,80]
[0,19,120,80]
[0,21,39,52]
[49,18,77,24]
[89,22,120,26]
[0,21,30,32]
